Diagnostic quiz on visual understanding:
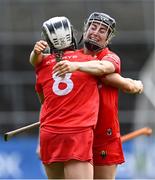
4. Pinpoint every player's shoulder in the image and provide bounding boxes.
[75,49,94,60]
[35,54,55,71]
[105,51,120,62]
[63,49,93,61]
[99,48,120,62]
